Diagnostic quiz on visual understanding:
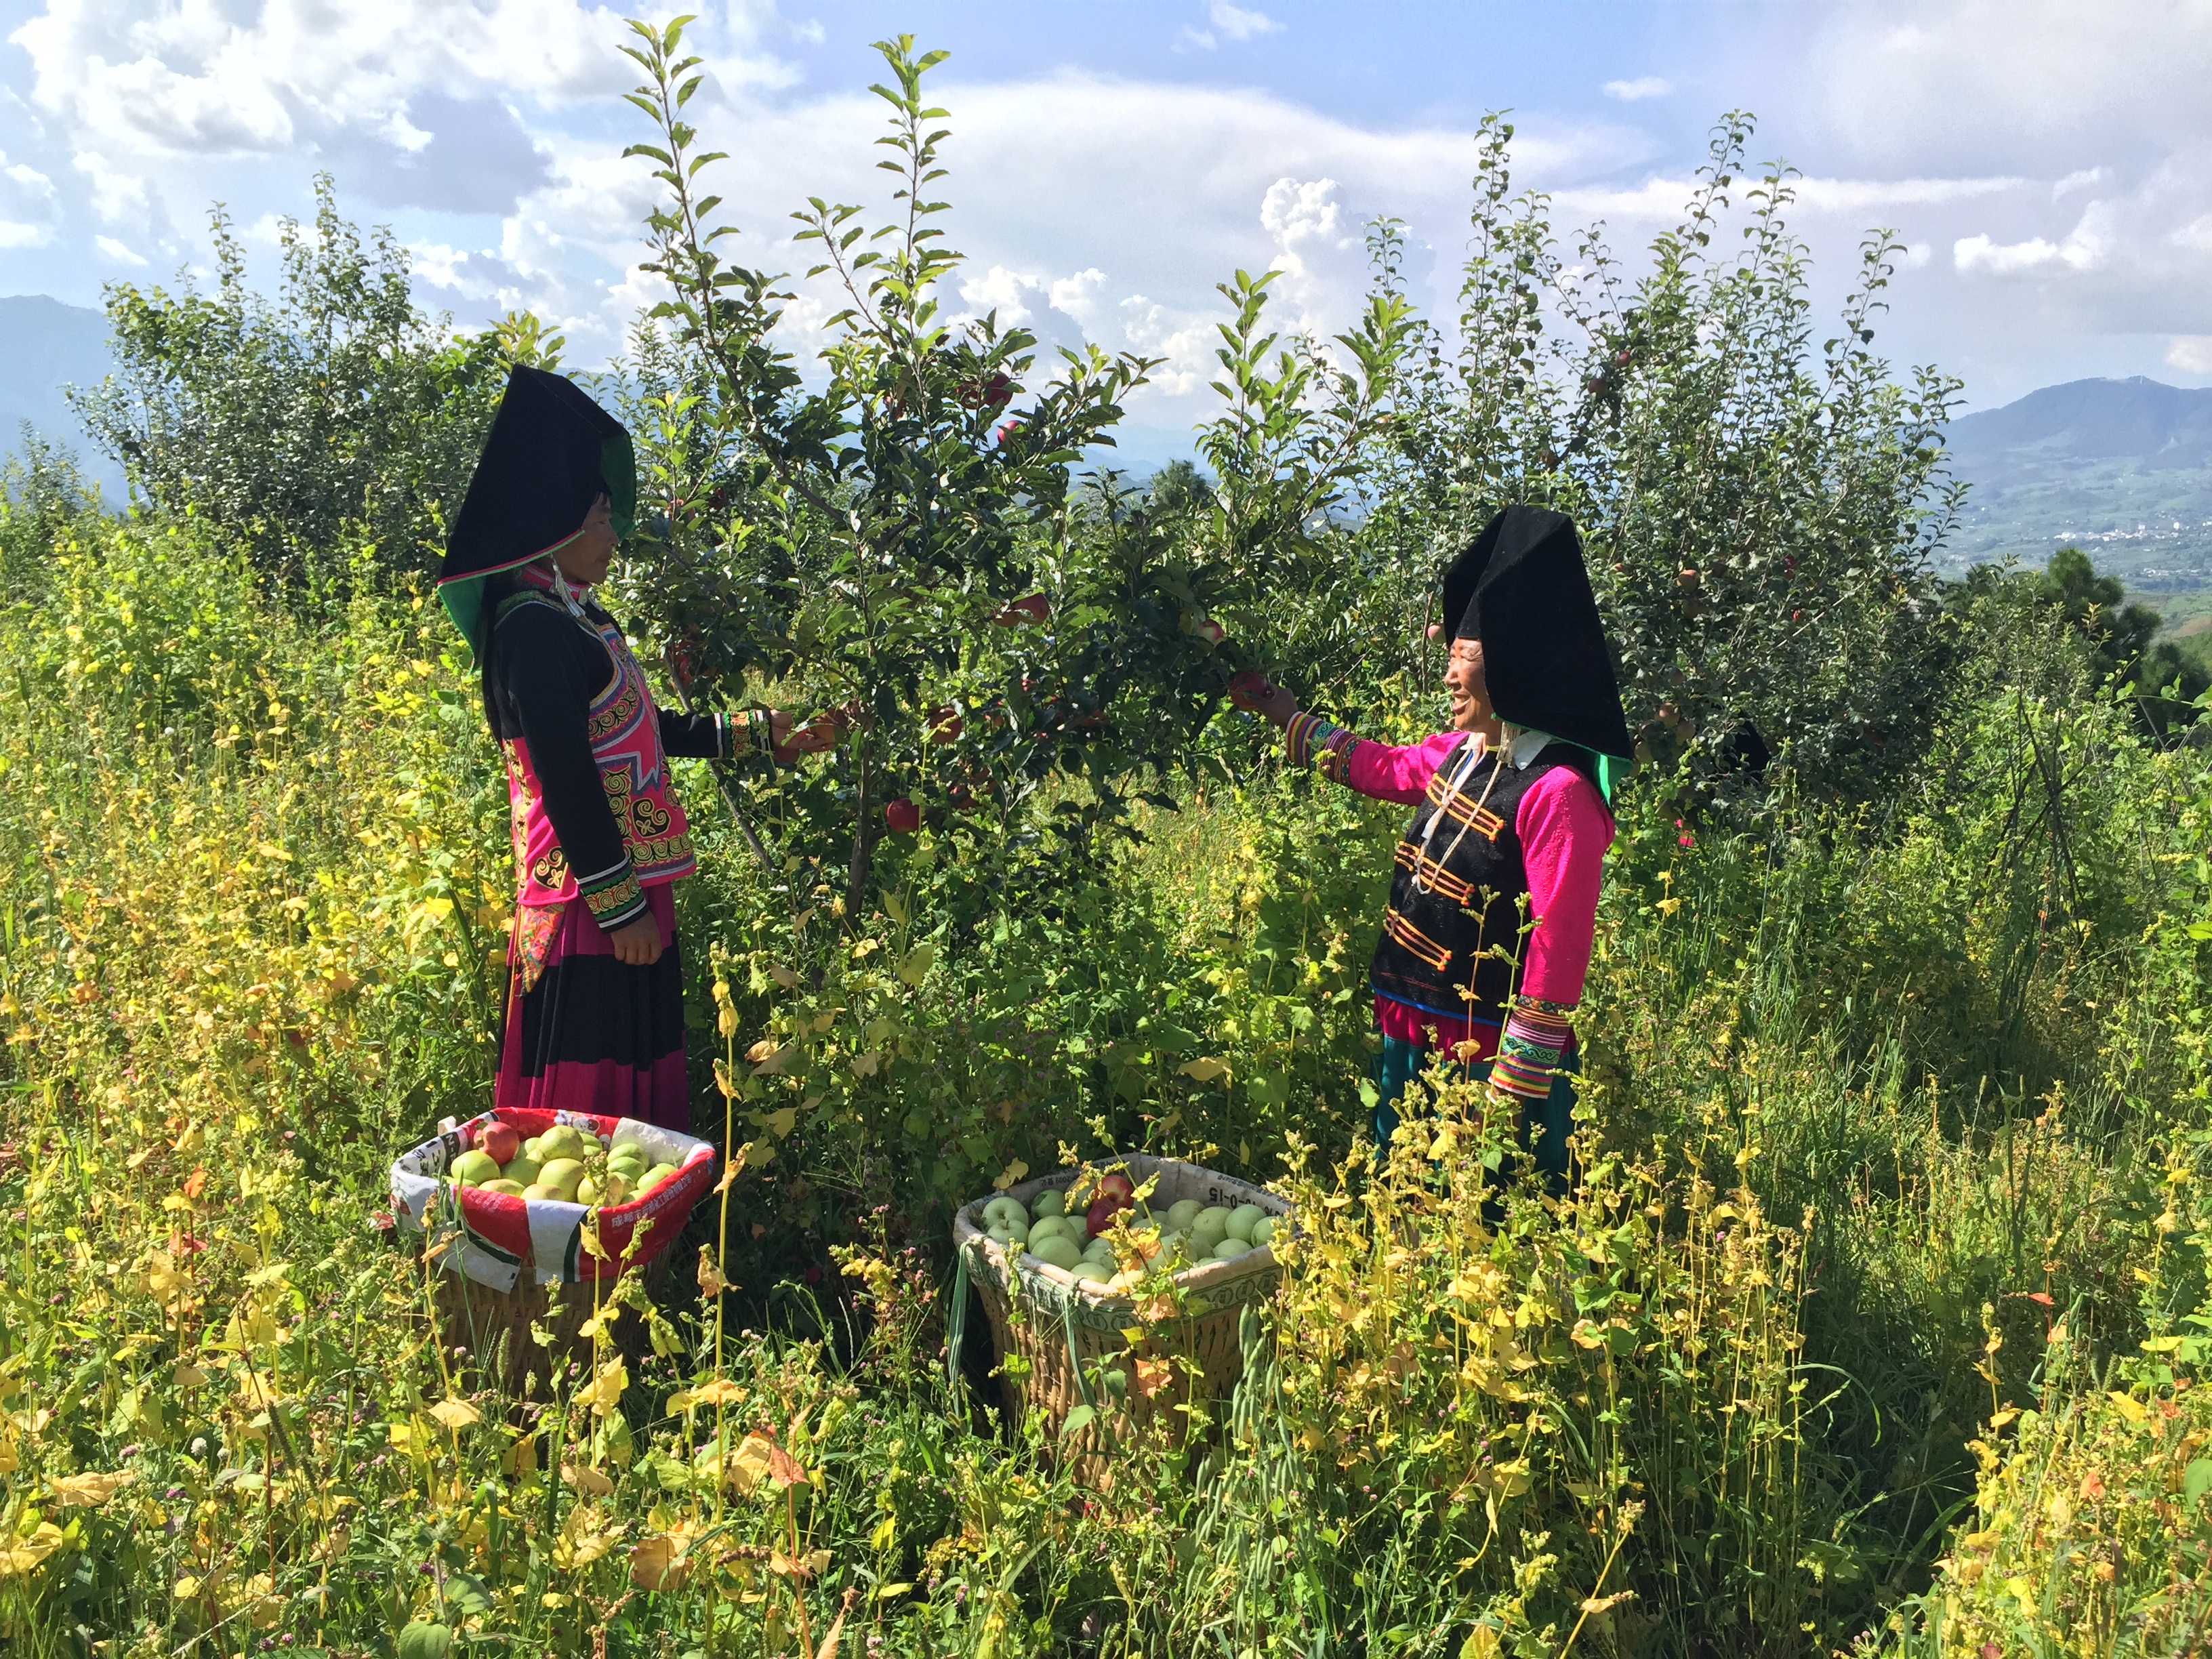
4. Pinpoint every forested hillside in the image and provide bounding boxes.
[3,28,2210,1659]
[1945,376,2212,583]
